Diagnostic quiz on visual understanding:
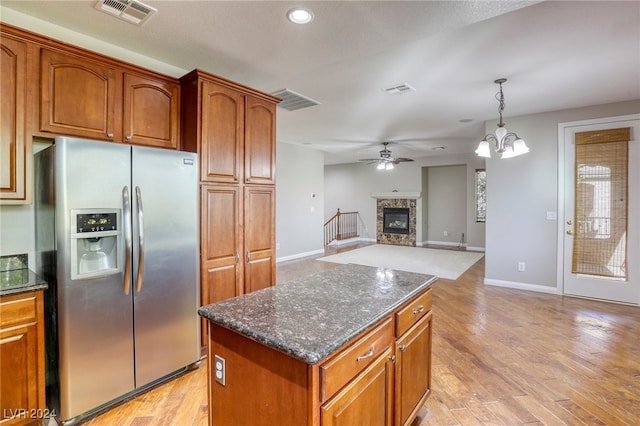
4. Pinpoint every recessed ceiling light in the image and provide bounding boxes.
[287,8,314,24]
